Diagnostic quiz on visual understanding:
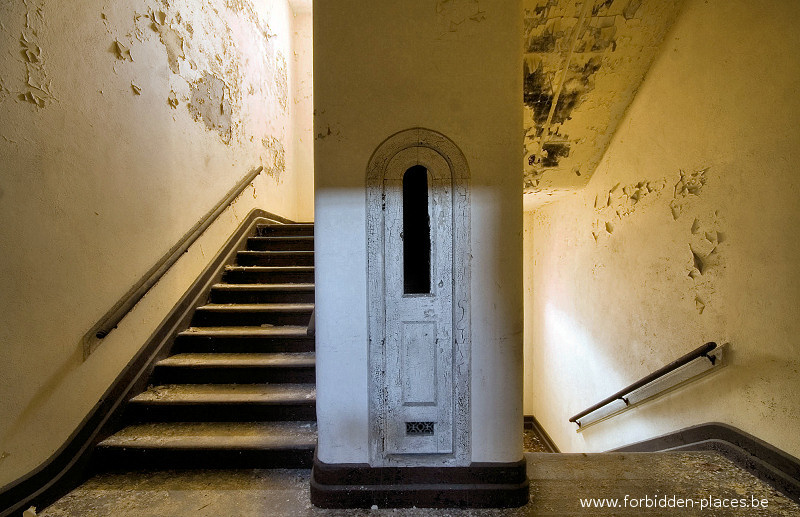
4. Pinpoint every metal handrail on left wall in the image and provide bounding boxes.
[81,165,264,358]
